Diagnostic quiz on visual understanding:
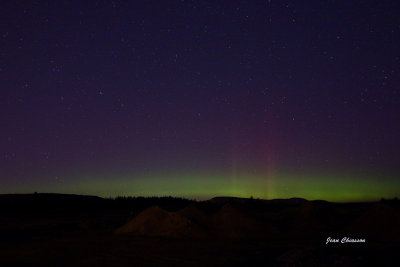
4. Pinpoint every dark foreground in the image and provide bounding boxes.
[0,194,399,266]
